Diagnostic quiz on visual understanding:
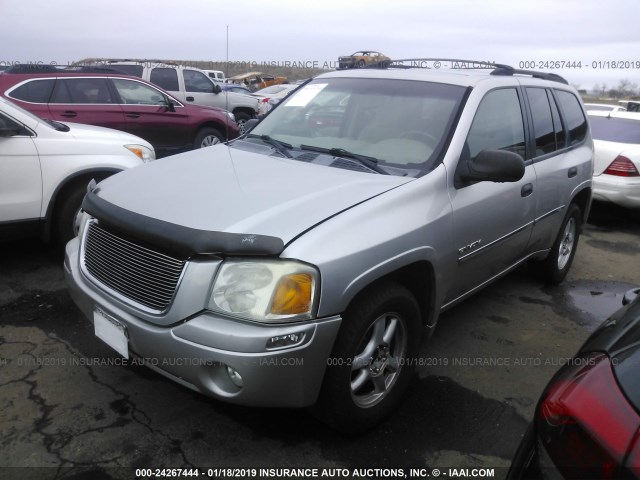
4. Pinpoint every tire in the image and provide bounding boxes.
[358,60,366,68]
[194,127,224,149]
[530,204,582,284]
[233,111,252,135]
[314,282,422,433]
[53,185,86,248]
